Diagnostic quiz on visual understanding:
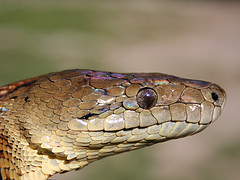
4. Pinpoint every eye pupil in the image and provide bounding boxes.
[211,92,219,102]
[136,88,158,109]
